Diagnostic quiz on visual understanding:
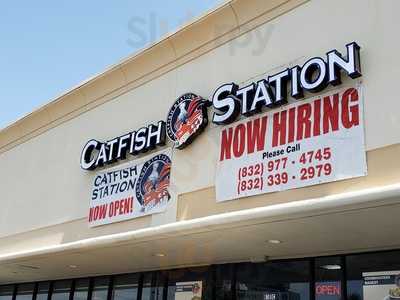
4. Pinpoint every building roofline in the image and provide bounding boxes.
[0,0,230,131]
